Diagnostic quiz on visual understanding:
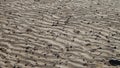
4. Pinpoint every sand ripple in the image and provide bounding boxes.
[0,0,120,68]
